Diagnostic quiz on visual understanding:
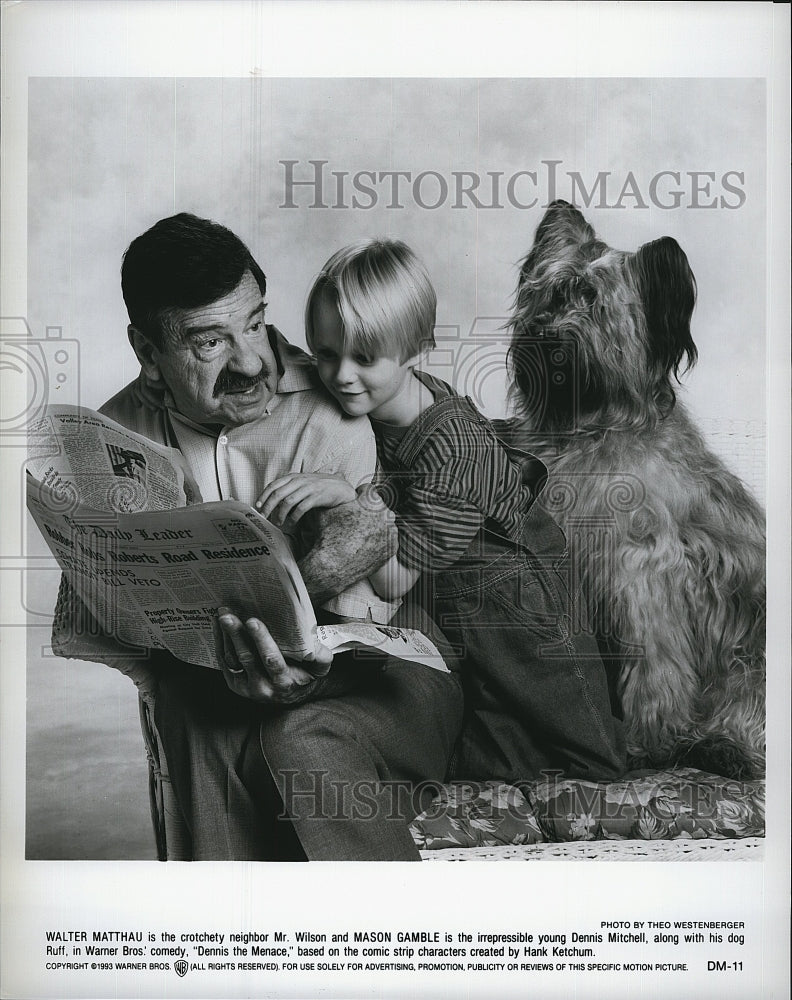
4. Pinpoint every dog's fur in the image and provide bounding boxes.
[501,200,766,779]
